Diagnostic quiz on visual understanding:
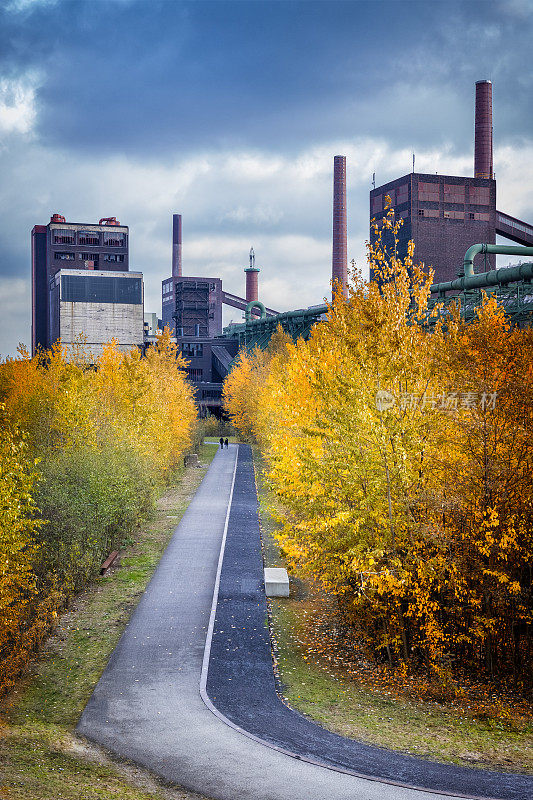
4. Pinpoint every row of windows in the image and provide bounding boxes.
[418,209,490,221]
[52,230,127,247]
[61,275,142,304]
[419,183,491,204]
[182,343,204,358]
[498,214,533,236]
[372,184,491,212]
[54,252,124,263]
